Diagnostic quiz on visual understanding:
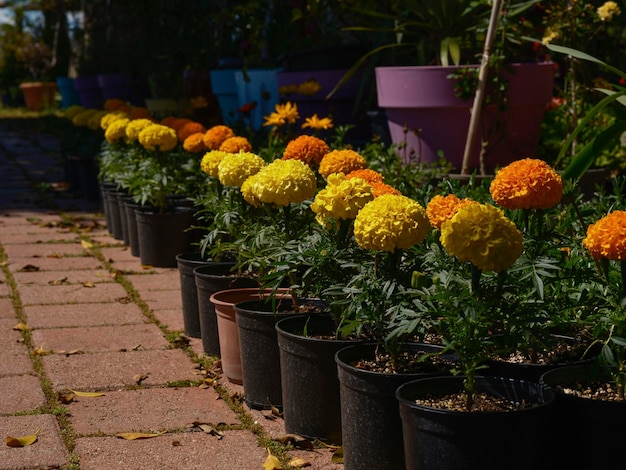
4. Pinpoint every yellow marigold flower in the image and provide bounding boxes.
[490,158,563,210]
[72,109,97,127]
[104,118,130,144]
[200,150,230,178]
[126,118,155,142]
[354,194,430,252]
[217,151,266,187]
[104,98,128,112]
[278,84,298,96]
[183,132,206,153]
[64,105,84,119]
[219,136,253,153]
[296,80,322,97]
[440,203,523,273]
[191,96,208,109]
[583,210,626,260]
[242,159,317,207]
[241,177,263,207]
[598,1,621,21]
[100,111,130,130]
[318,149,367,178]
[263,112,287,127]
[177,121,206,142]
[302,114,334,130]
[129,107,152,120]
[541,28,559,45]
[88,111,107,130]
[311,173,374,224]
[427,194,478,230]
[203,125,235,150]
[138,124,178,152]
[346,169,385,185]
[282,135,330,166]
[371,182,402,198]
